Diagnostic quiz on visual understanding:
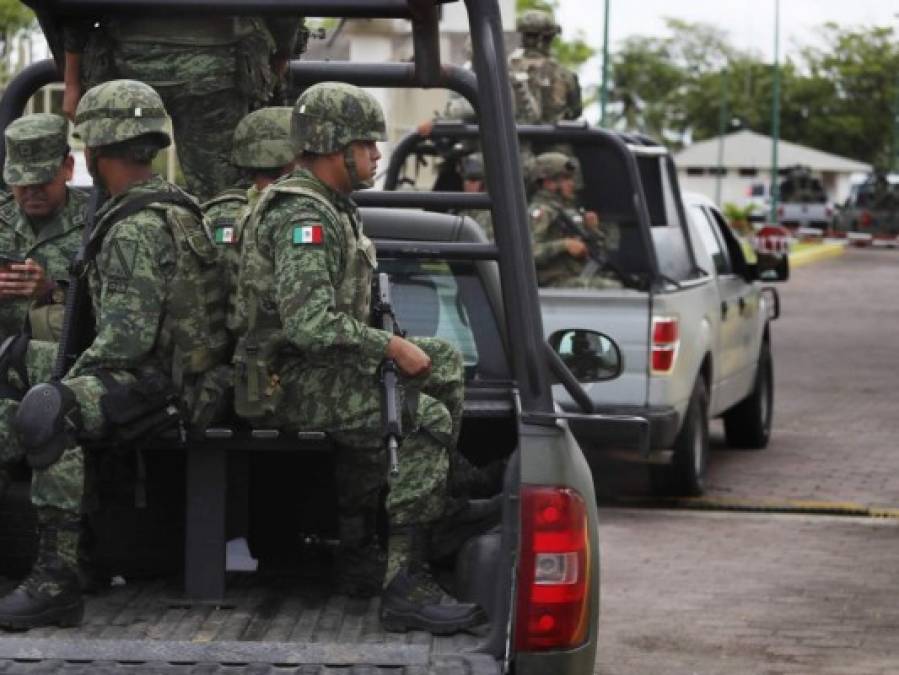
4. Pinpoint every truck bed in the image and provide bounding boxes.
[0,573,499,674]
